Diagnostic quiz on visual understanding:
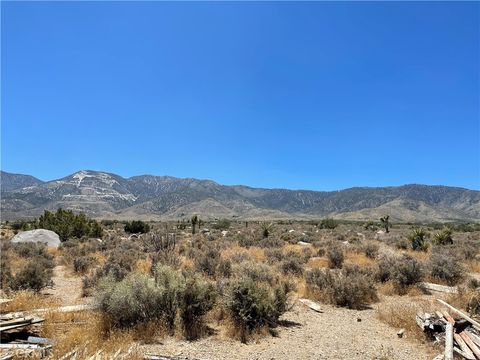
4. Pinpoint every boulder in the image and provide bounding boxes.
[11,229,61,248]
